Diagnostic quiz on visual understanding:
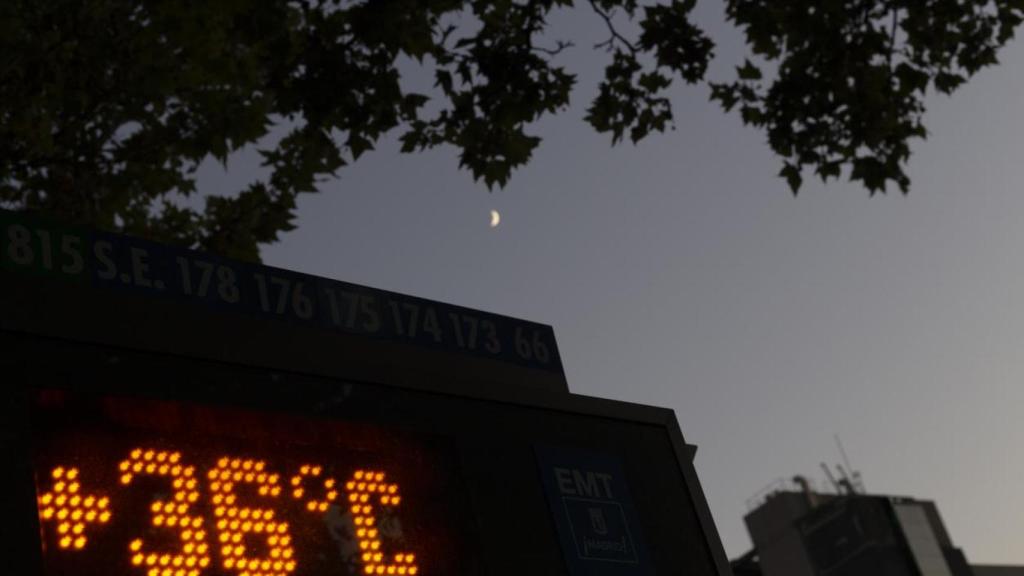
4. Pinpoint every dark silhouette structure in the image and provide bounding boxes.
[732,478,1022,576]
[1,210,733,575]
